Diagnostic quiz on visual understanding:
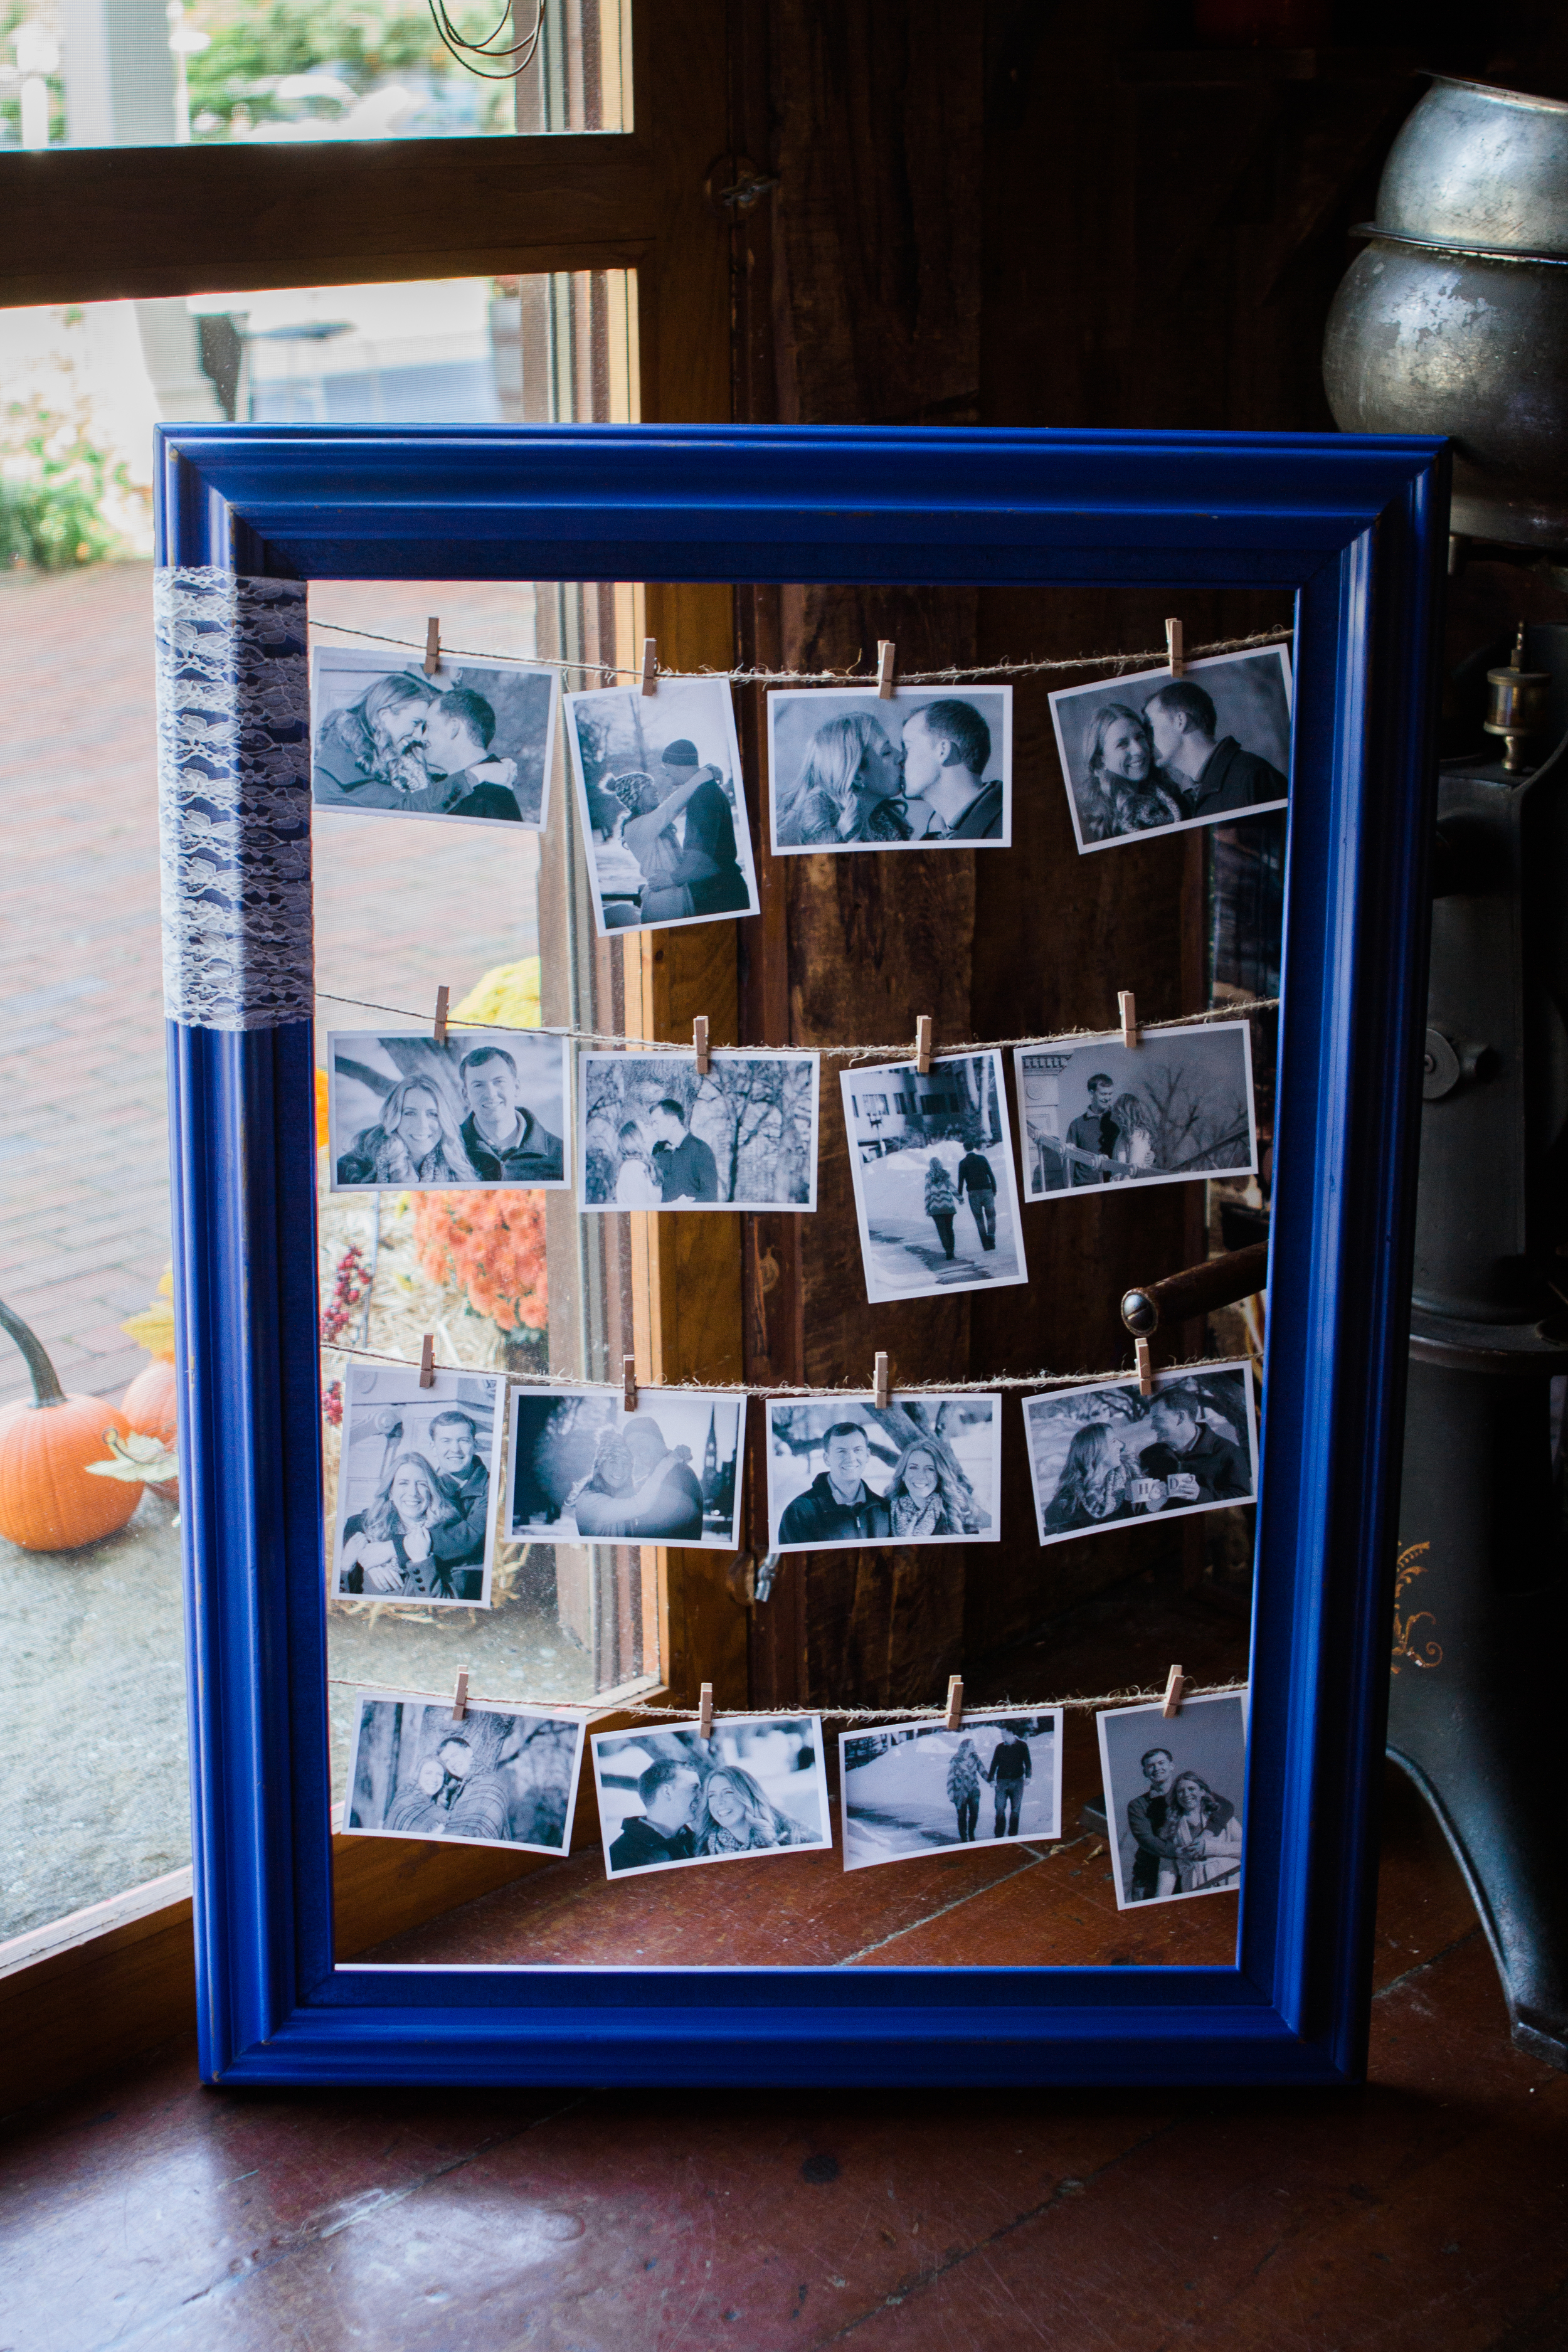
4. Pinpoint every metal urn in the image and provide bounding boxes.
[1323,75,1568,547]
[1324,76,1568,2066]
